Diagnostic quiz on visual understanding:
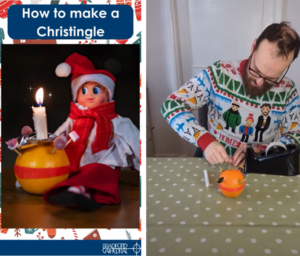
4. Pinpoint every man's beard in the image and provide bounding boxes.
[242,59,273,97]
[262,111,270,116]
